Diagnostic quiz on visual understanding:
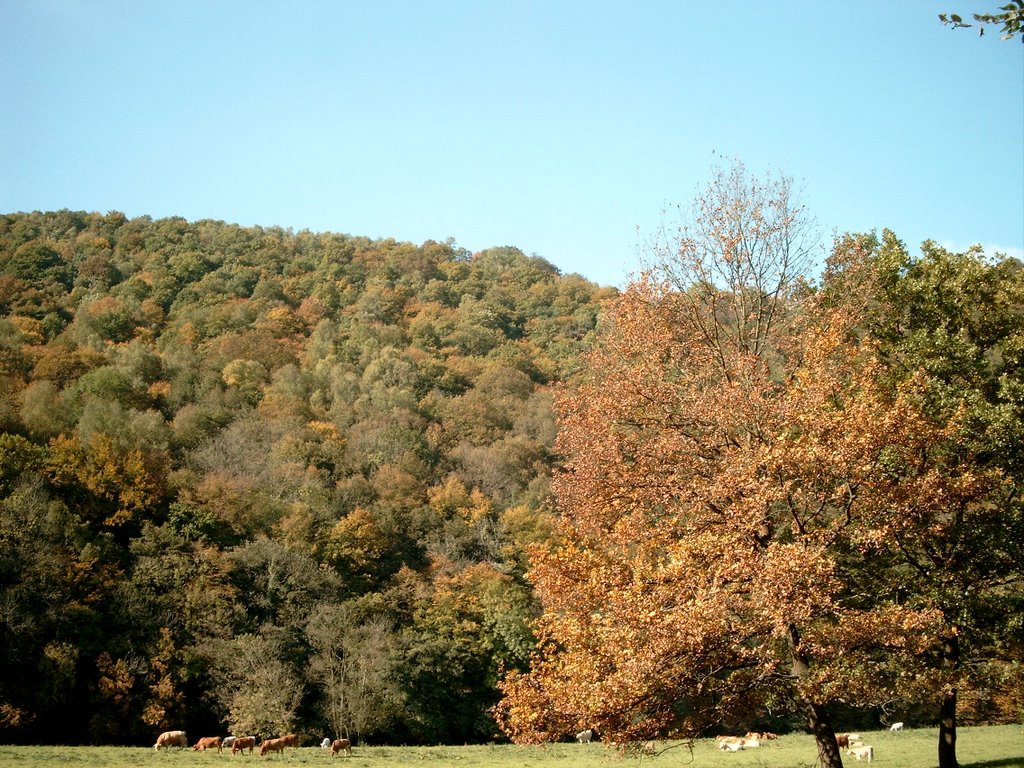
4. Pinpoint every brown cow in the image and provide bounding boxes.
[154,730,187,751]
[260,737,287,756]
[193,736,222,753]
[231,735,256,755]
[281,733,298,747]
[330,738,352,756]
